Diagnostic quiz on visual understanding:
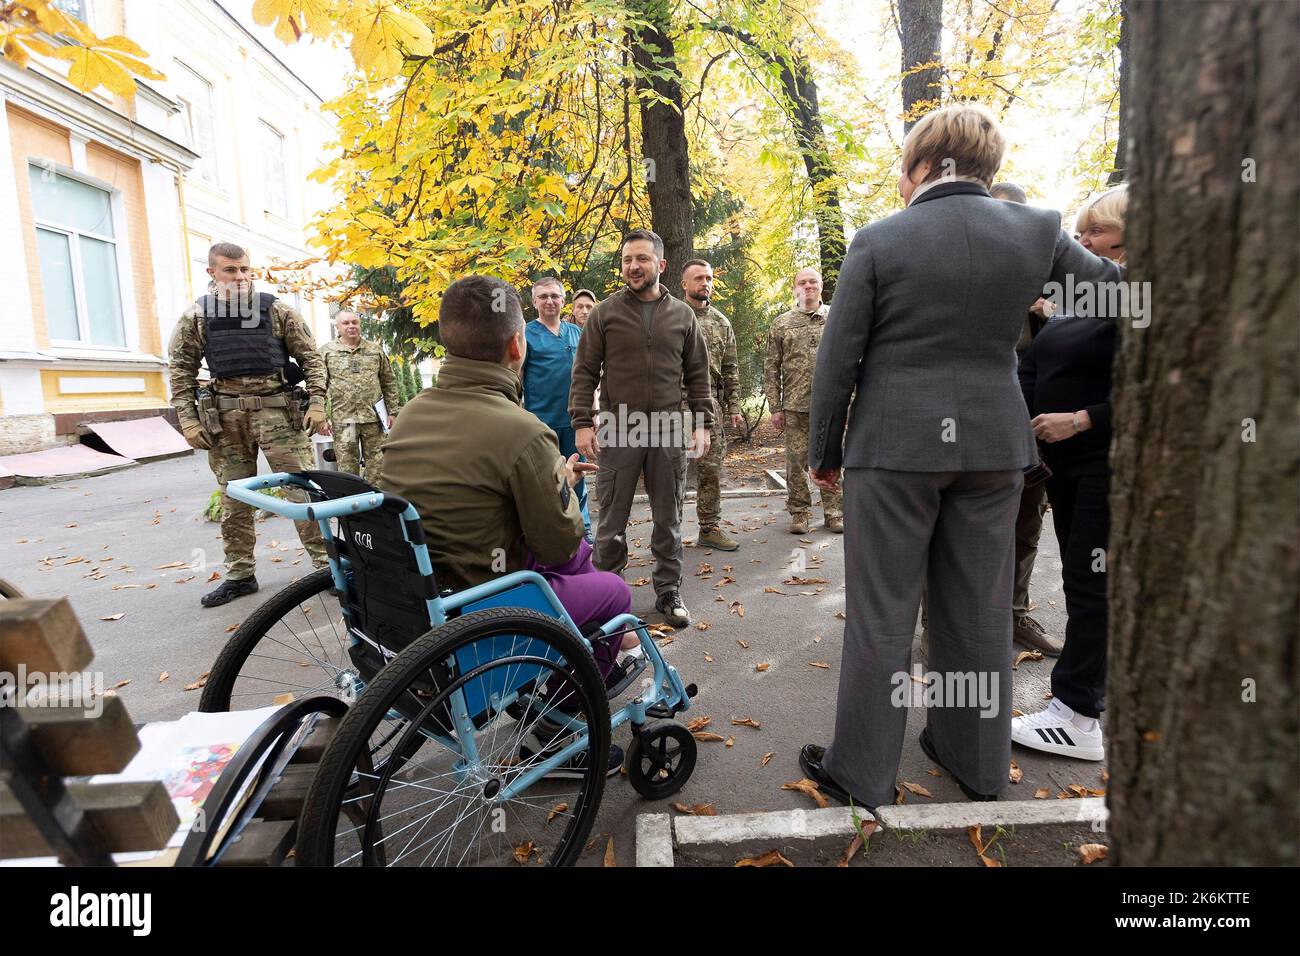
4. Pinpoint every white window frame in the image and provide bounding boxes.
[259,120,289,220]
[174,61,220,188]
[28,161,131,352]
